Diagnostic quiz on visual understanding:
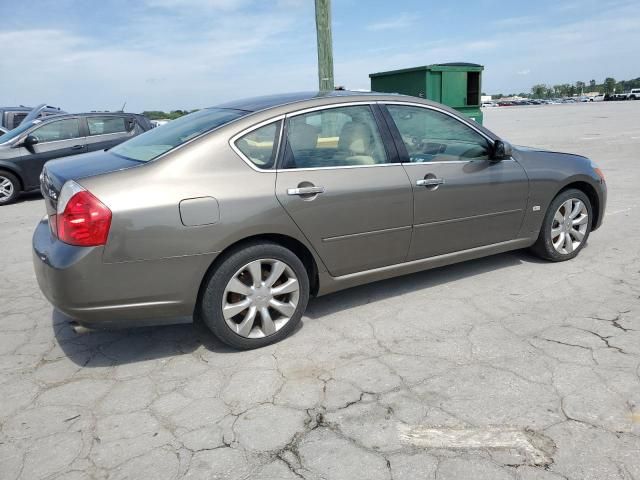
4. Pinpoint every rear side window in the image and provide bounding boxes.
[282,105,388,169]
[31,119,81,142]
[88,117,127,135]
[234,121,281,169]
